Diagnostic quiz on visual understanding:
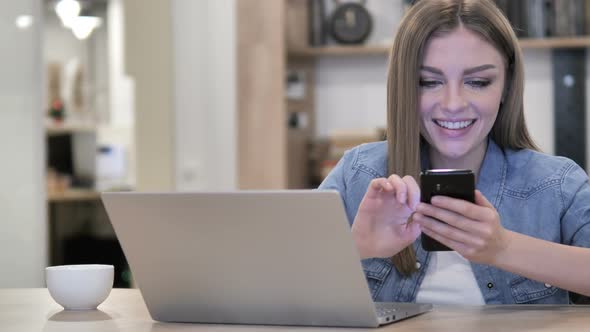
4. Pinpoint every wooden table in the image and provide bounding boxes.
[2,289,589,331]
